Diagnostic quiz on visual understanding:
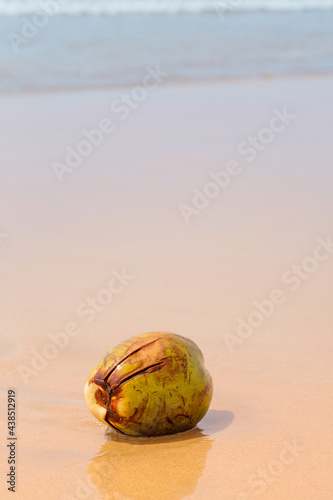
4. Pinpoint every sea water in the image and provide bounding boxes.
[0,0,332,92]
